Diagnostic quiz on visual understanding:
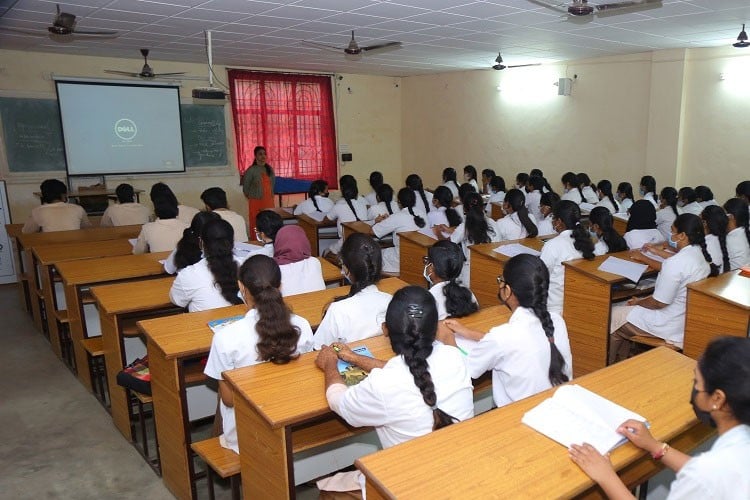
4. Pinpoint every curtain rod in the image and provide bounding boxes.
[227,68,335,77]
